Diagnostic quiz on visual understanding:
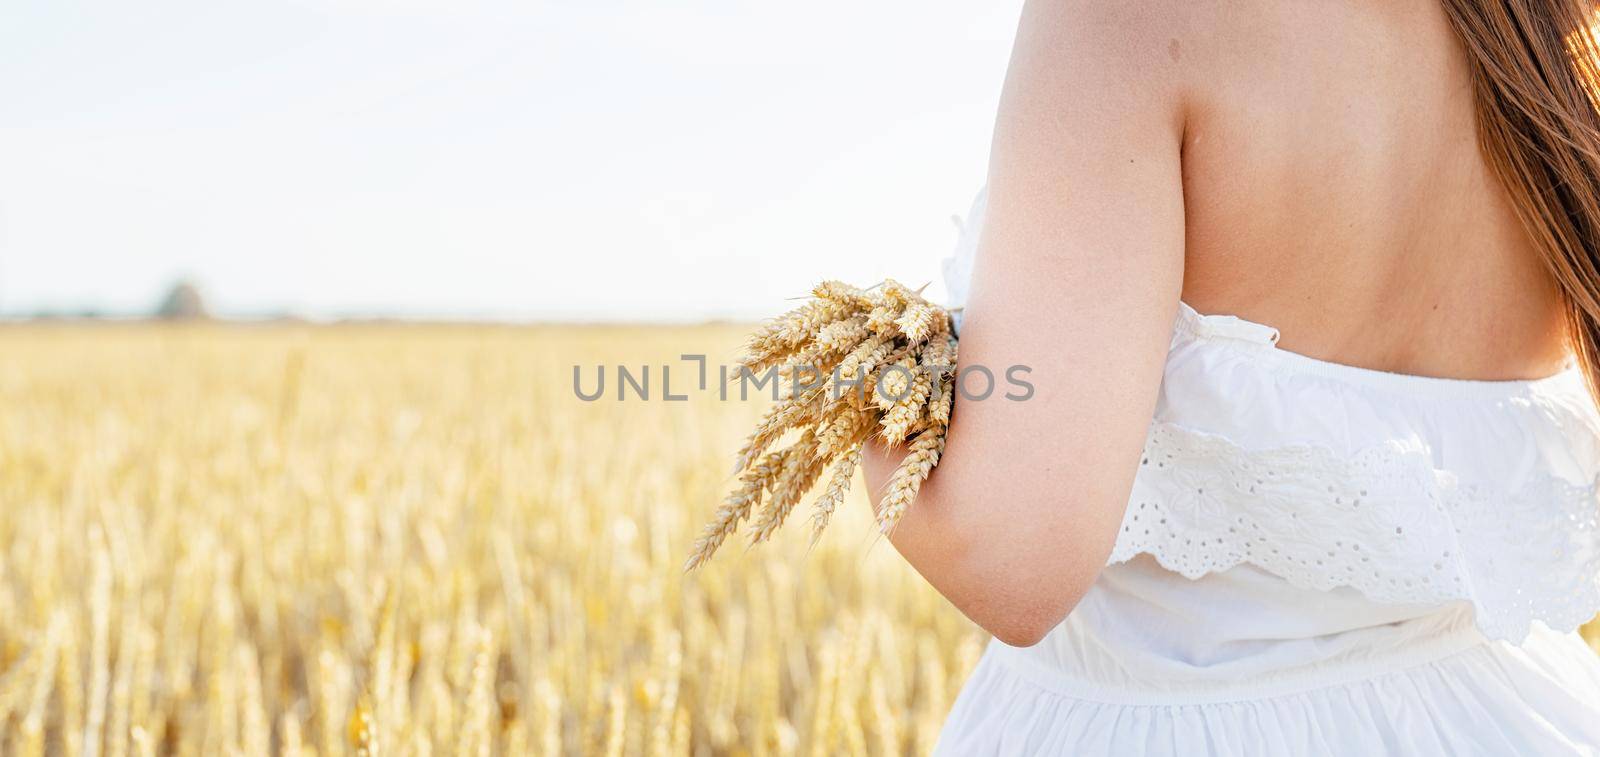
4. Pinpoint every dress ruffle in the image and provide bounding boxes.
[1129,304,1600,643]
[1114,419,1600,643]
